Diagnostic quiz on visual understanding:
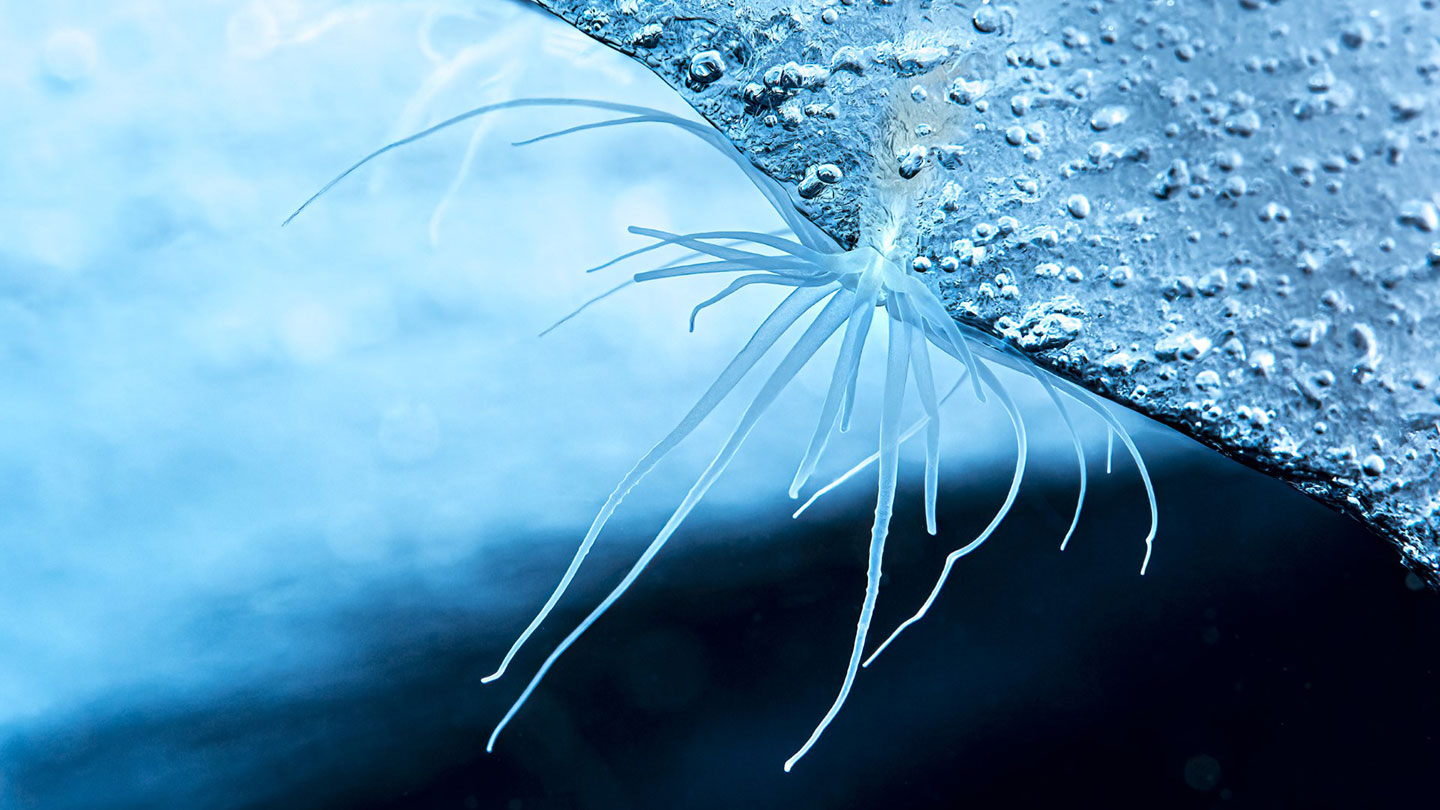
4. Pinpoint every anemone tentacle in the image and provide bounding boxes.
[896,293,943,536]
[489,290,855,751]
[480,283,836,684]
[790,371,969,519]
[785,295,912,773]
[687,274,832,332]
[789,267,883,497]
[862,357,1028,668]
[590,231,807,274]
[290,93,1159,769]
[284,97,839,255]
[1009,356,1088,550]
